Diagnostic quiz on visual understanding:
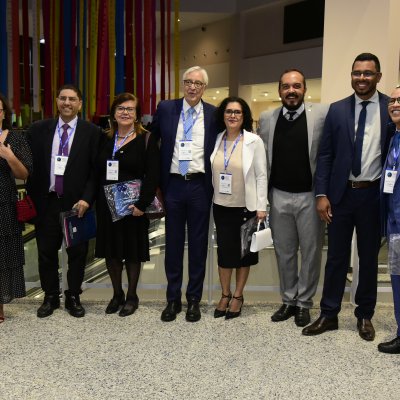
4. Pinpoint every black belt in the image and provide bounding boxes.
[347,179,380,189]
[170,173,204,181]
